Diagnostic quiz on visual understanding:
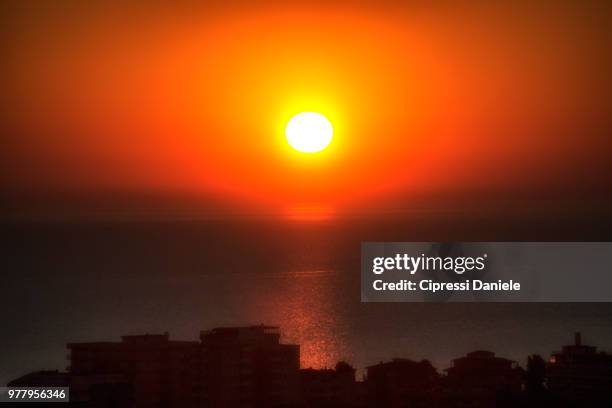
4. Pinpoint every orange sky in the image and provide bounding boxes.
[3,1,611,218]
